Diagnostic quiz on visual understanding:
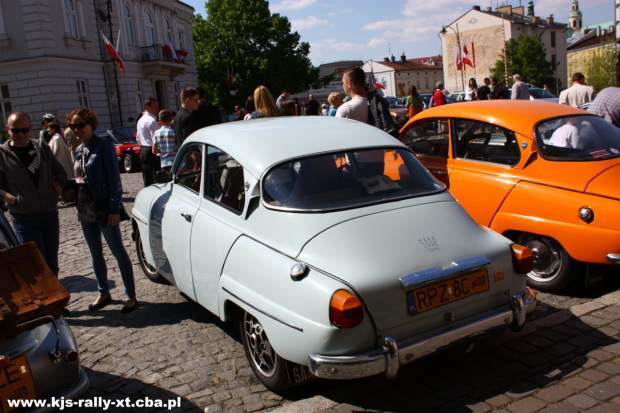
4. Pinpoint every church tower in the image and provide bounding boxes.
[568,0,583,35]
